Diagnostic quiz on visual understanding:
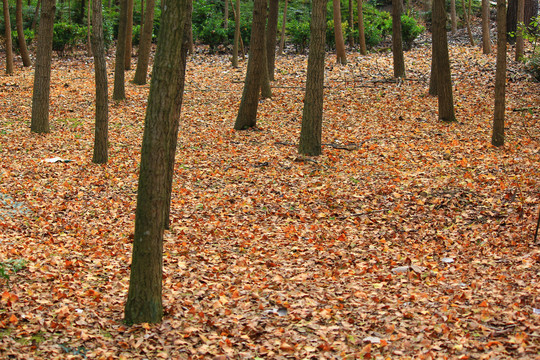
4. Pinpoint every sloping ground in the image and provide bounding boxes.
[0,43,539,359]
